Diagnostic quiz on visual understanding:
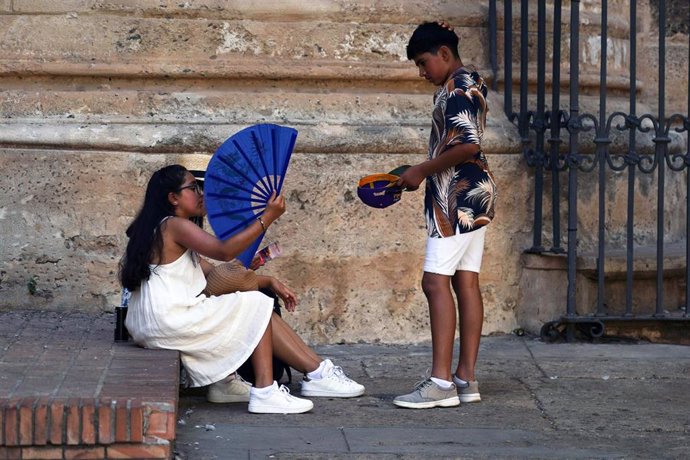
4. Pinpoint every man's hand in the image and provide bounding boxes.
[396,164,427,191]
